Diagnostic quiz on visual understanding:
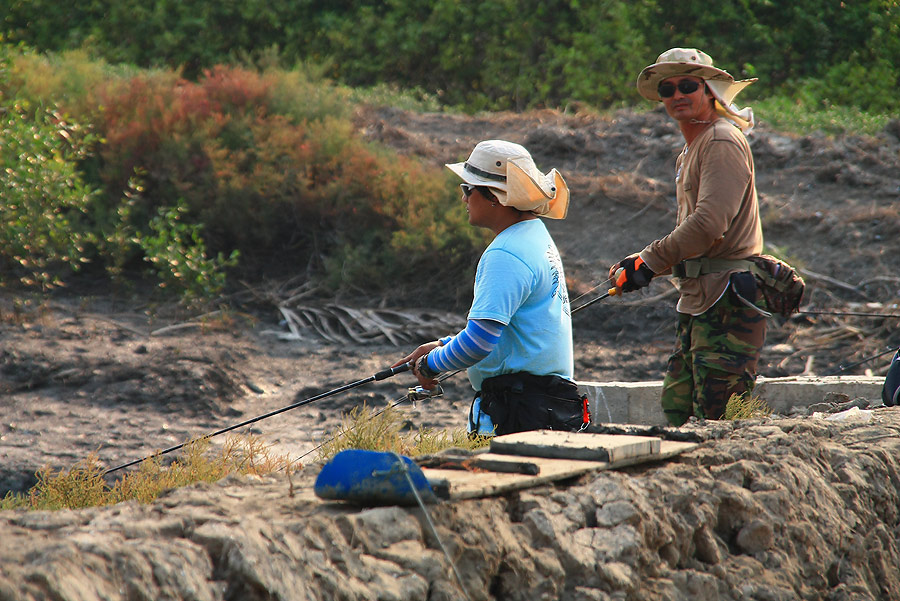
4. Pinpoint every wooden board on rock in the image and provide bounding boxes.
[422,430,695,501]
[490,430,662,463]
